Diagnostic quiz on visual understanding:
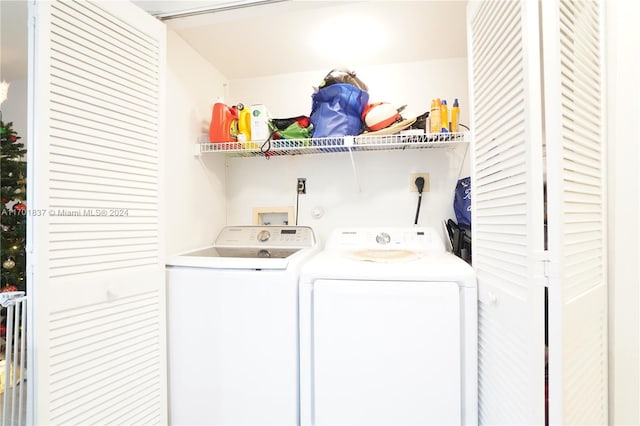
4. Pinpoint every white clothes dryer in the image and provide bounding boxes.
[299,227,477,426]
[166,226,319,426]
